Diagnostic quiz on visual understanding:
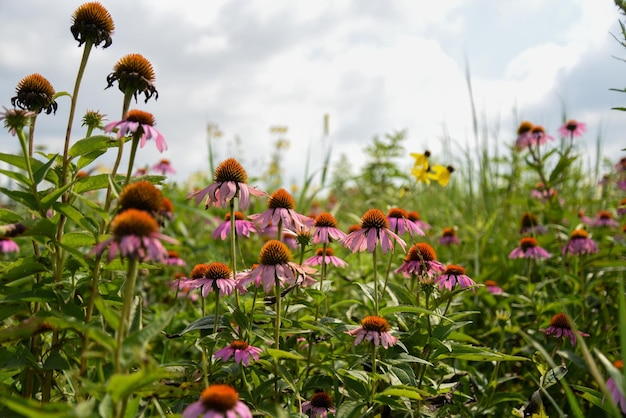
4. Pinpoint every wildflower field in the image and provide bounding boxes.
[1,2,626,418]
